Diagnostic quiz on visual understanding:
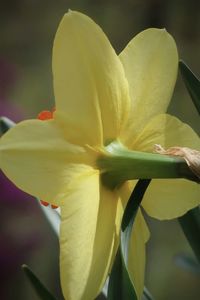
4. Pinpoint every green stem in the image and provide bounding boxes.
[97,141,198,189]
